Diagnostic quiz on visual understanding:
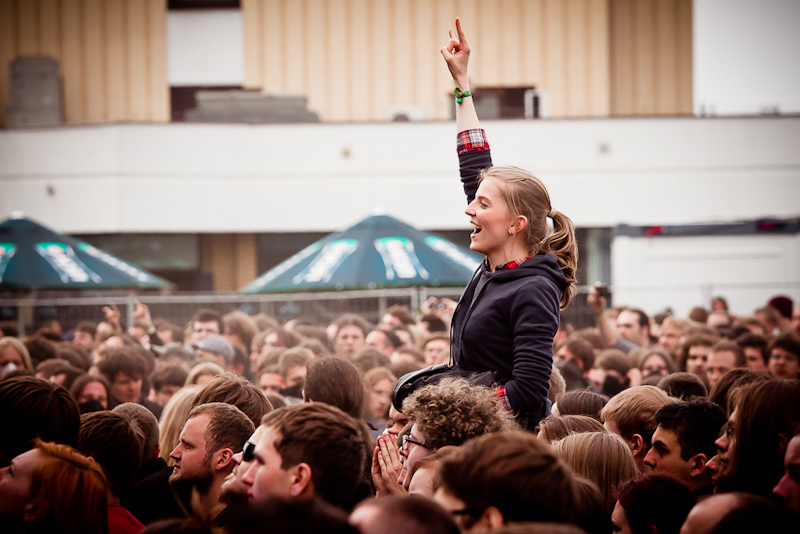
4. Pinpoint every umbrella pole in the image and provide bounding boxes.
[18,290,37,337]
[377,295,388,322]
[125,295,136,331]
[16,303,26,337]
[412,287,422,316]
